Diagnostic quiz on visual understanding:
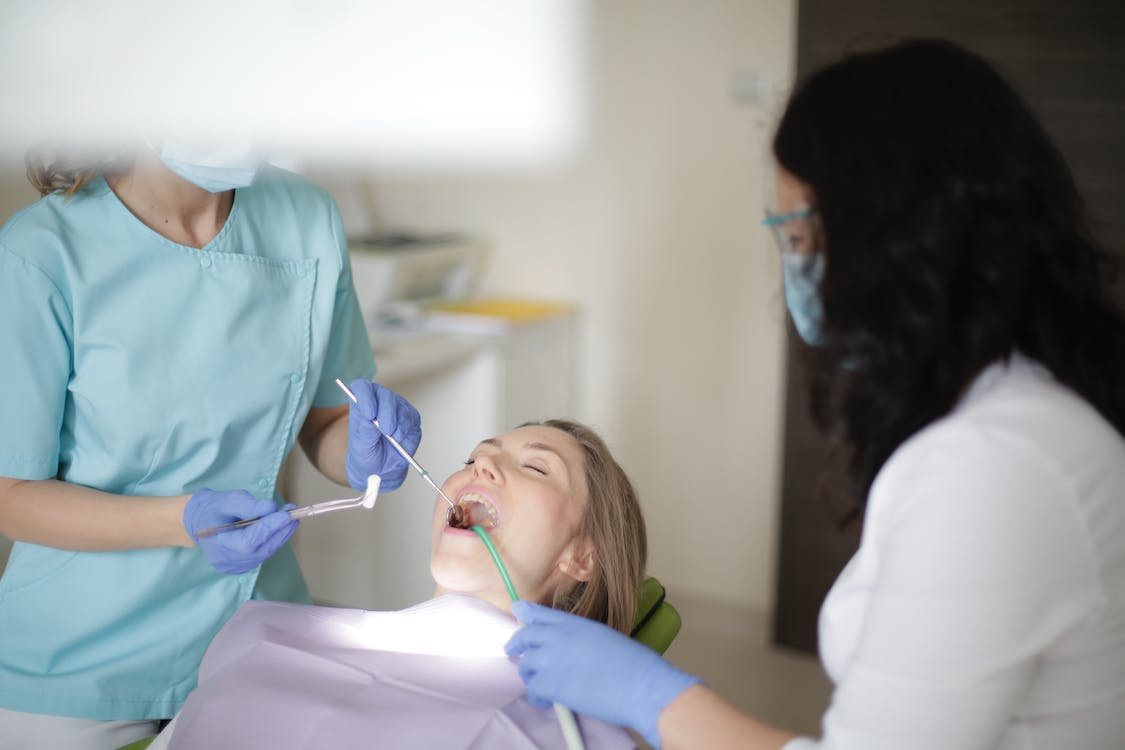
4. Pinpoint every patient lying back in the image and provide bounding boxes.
[156,420,649,749]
